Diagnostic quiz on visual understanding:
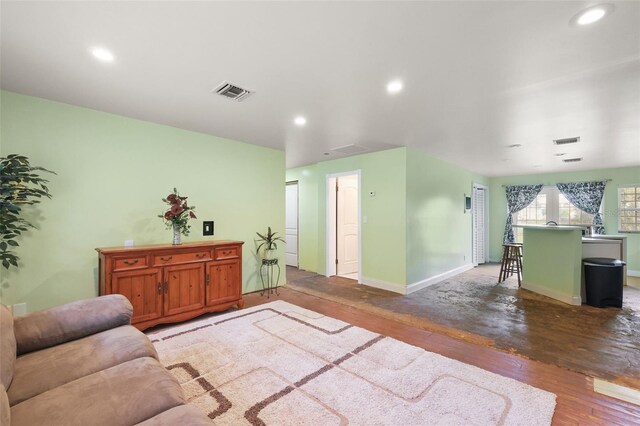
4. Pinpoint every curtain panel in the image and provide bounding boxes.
[556,181,607,234]
[503,184,544,243]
